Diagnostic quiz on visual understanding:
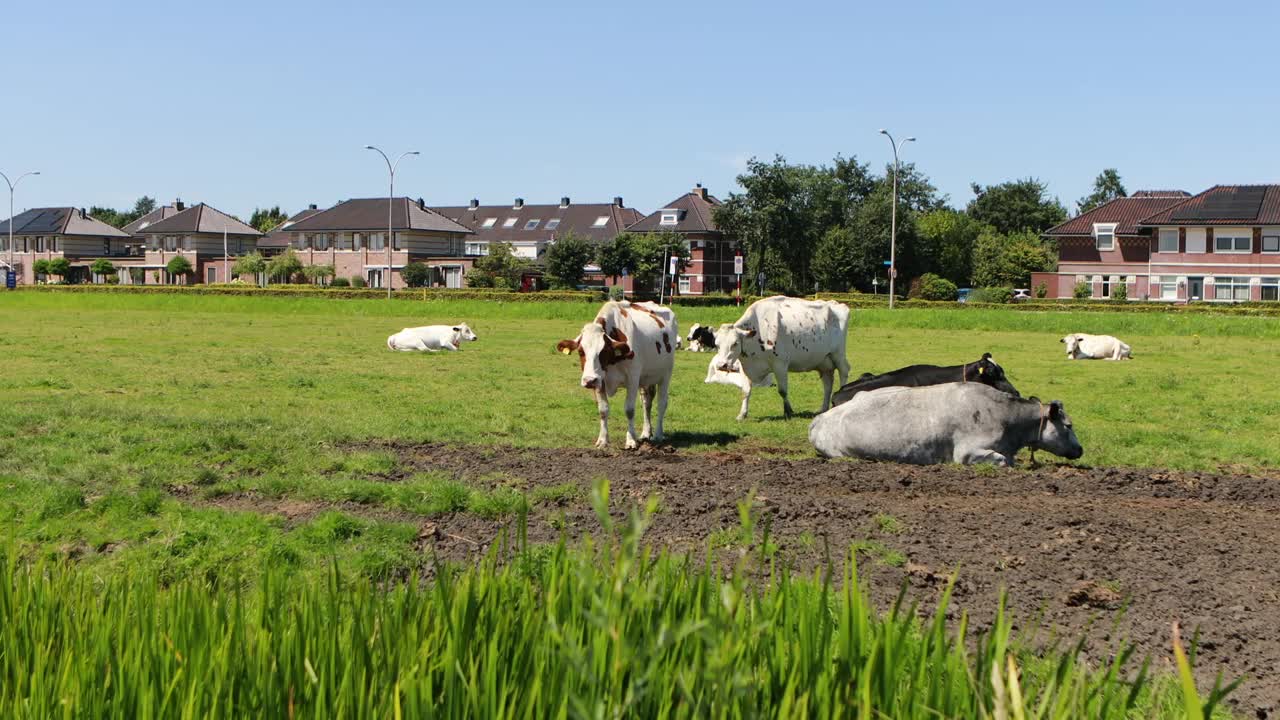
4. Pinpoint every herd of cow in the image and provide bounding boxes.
[388,297,1136,467]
